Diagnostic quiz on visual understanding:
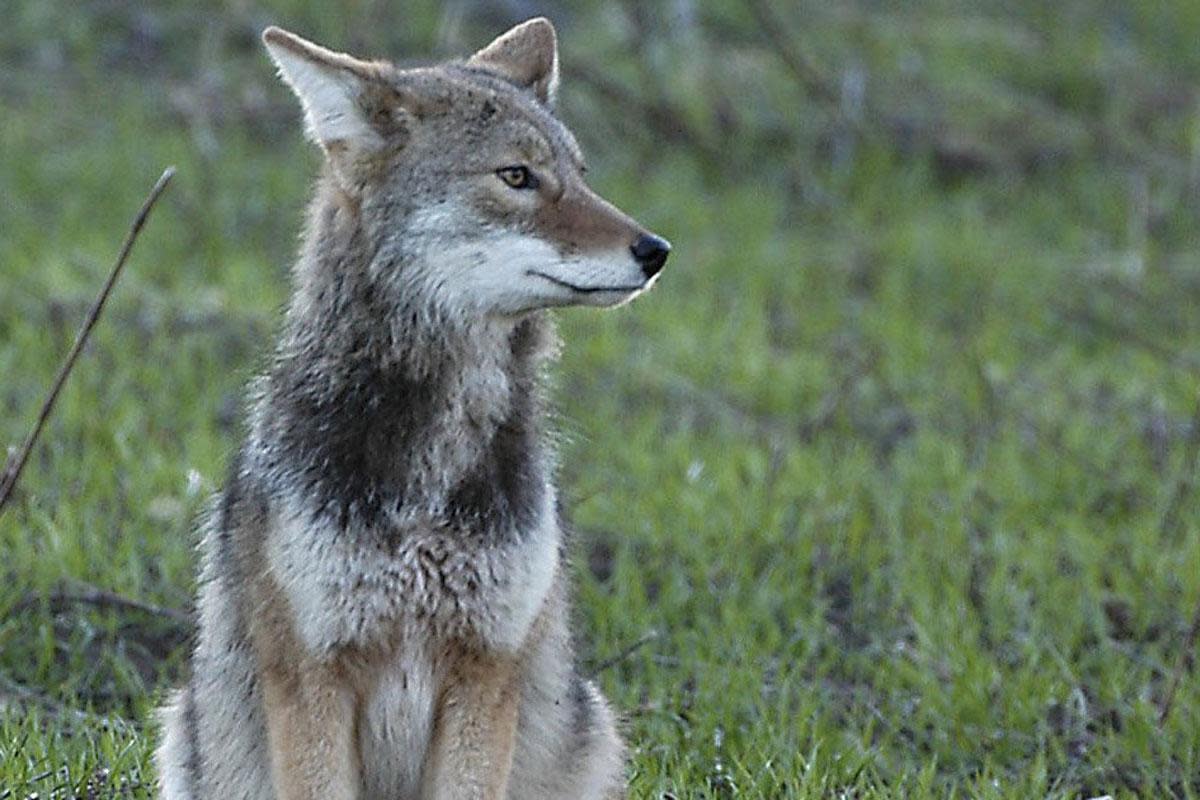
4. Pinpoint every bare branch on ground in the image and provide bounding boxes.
[1156,392,1200,725]
[590,629,661,673]
[12,583,190,628]
[1157,391,1200,540]
[1159,593,1200,725]
[0,672,135,733]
